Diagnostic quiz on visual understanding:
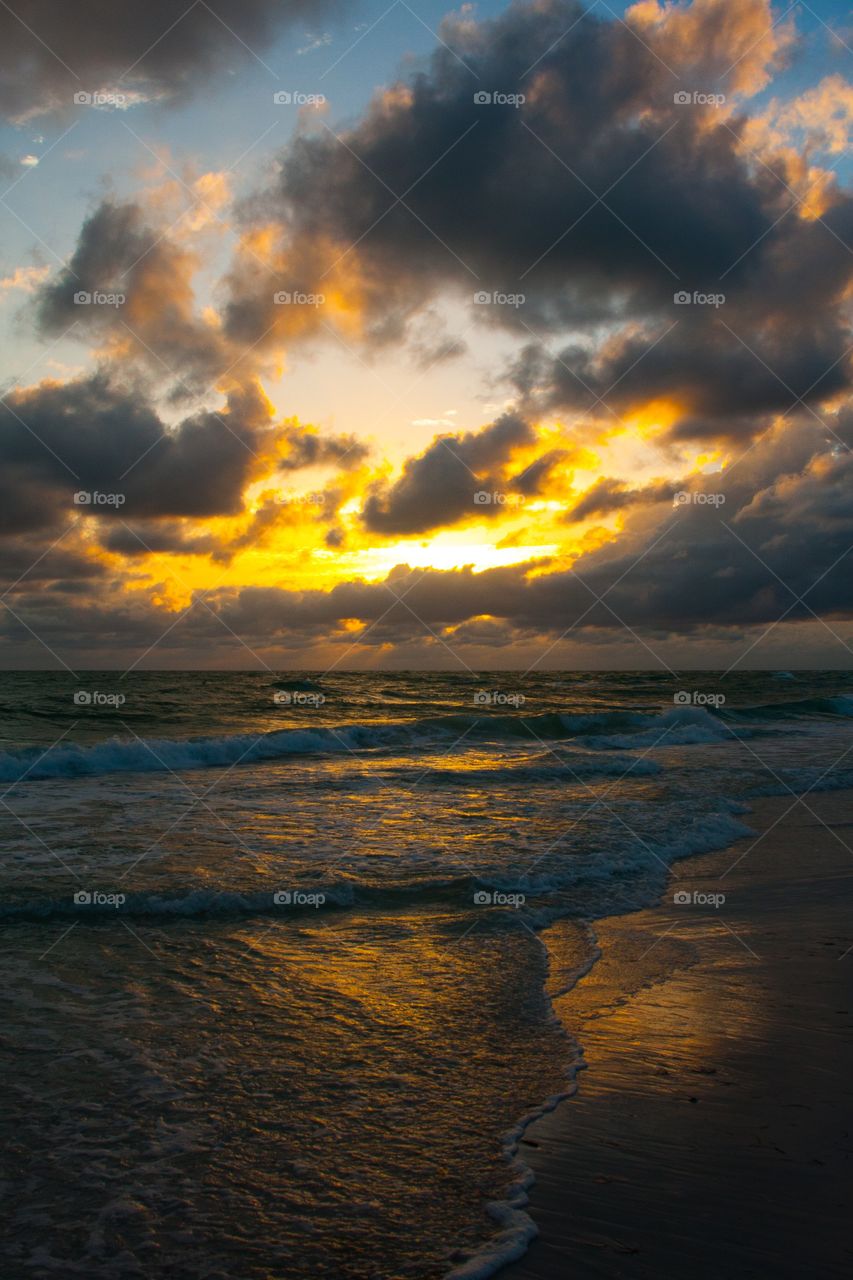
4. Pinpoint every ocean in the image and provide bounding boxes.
[3,670,853,1279]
